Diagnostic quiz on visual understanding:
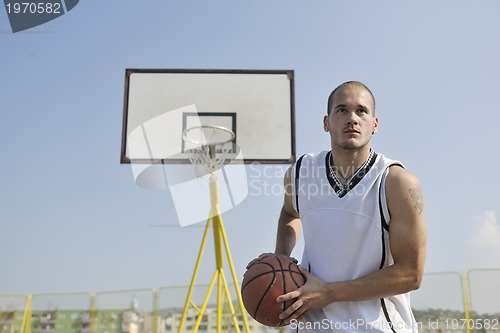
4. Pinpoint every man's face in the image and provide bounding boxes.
[323,85,378,151]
